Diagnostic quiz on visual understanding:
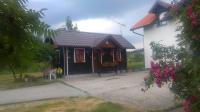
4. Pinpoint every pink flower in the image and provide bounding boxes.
[183,96,198,112]
[144,76,148,81]
[187,5,193,17]
[156,78,162,88]
[164,65,170,78]
[186,5,198,27]
[154,69,161,77]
